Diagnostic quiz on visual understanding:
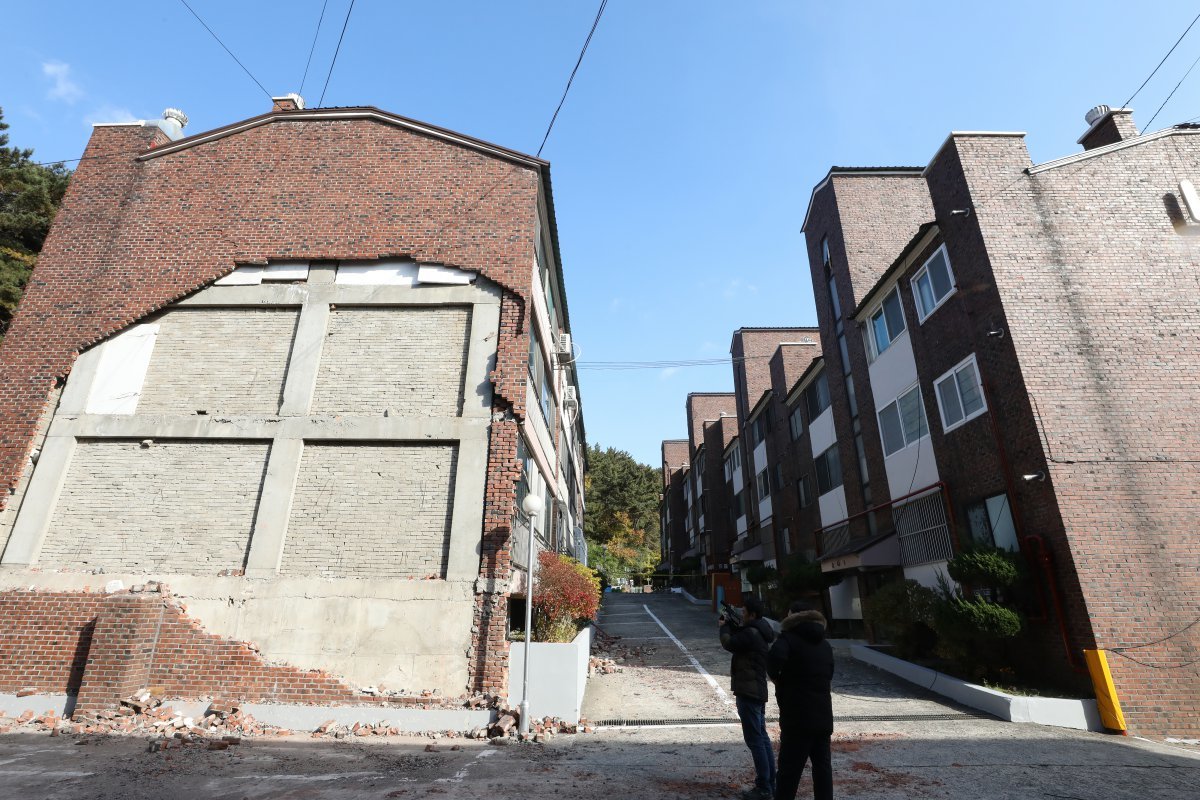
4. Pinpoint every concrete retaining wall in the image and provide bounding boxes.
[852,644,1102,732]
[507,626,592,723]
